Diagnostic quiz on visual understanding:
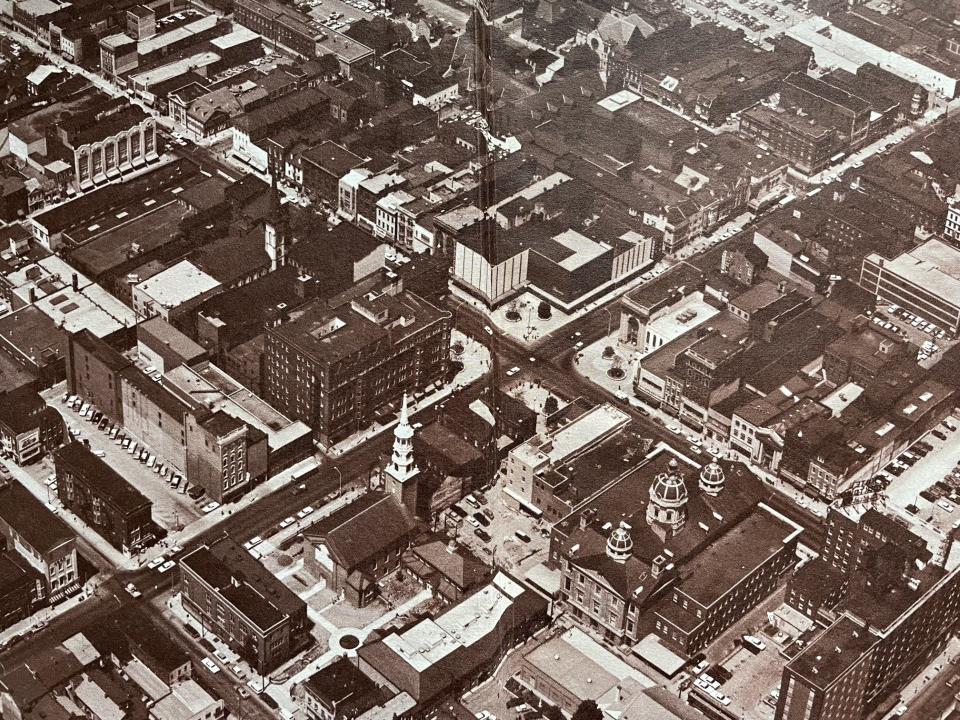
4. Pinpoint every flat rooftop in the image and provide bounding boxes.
[524,627,652,703]
[180,535,304,632]
[55,442,151,514]
[164,362,310,450]
[129,52,221,89]
[642,291,719,357]
[69,202,190,278]
[135,260,221,310]
[382,573,525,672]
[0,478,75,553]
[513,403,630,469]
[597,89,642,113]
[549,229,610,272]
[867,239,960,309]
[138,15,219,54]
[787,615,875,688]
[677,504,801,607]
